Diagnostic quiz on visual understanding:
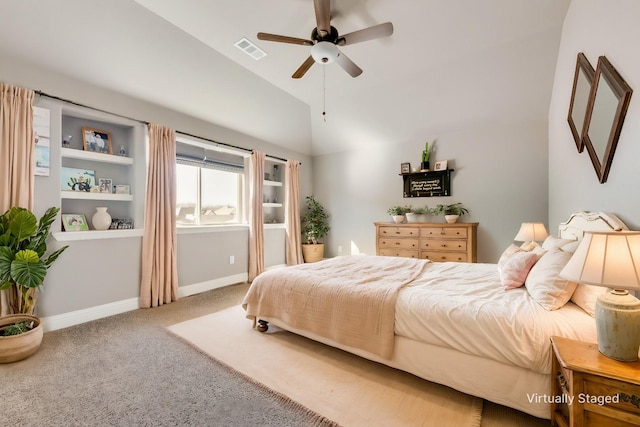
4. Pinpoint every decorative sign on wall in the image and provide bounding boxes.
[402,170,452,197]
